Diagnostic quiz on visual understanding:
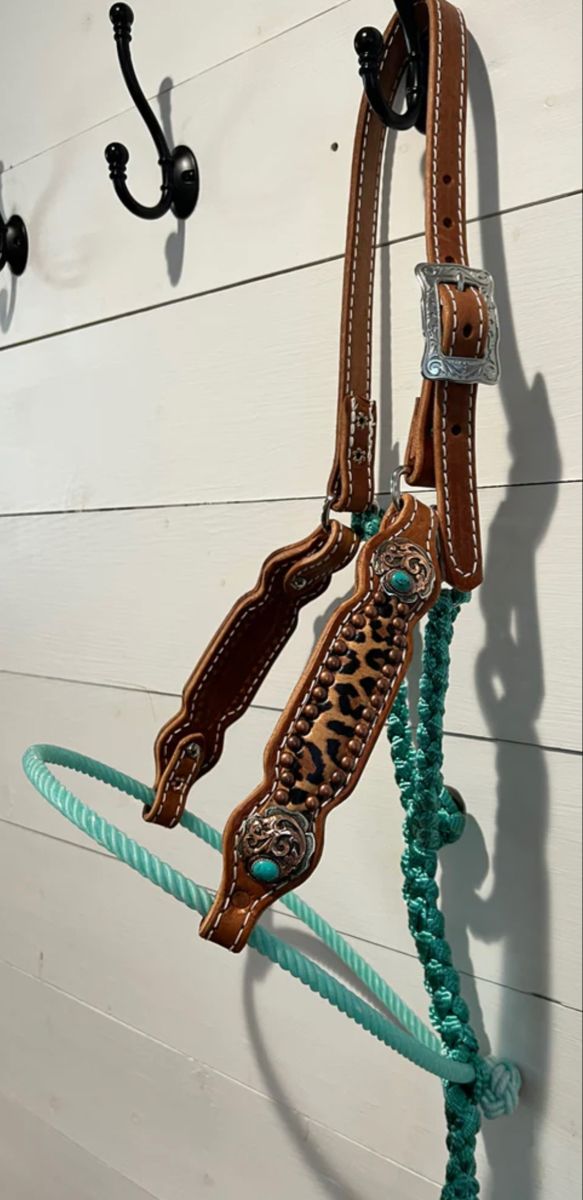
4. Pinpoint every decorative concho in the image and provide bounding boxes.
[240,807,315,886]
[372,537,435,604]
